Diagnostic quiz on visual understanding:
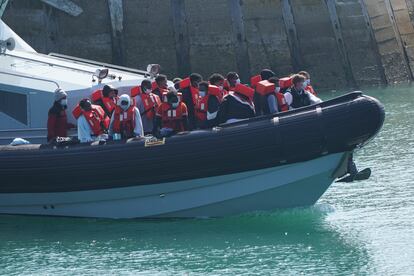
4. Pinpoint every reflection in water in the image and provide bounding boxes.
[1,86,414,275]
